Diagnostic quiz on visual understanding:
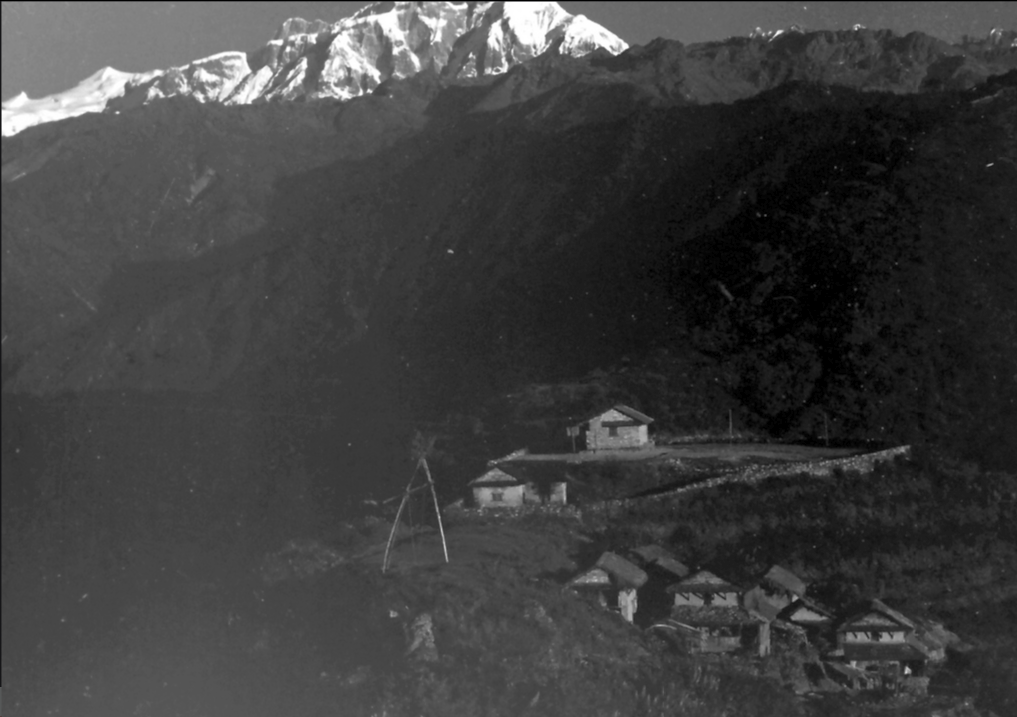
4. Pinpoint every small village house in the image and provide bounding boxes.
[742,565,808,621]
[568,551,648,623]
[667,570,740,608]
[571,405,654,451]
[663,569,770,656]
[778,597,837,645]
[468,466,525,508]
[468,465,567,509]
[663,607,772,657]
[834,599,928,682]
[780,597,836,628]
